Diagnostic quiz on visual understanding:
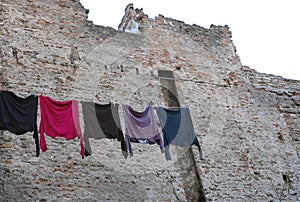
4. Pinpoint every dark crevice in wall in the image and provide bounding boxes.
[158,70,206,202]
[157,70,180,107]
